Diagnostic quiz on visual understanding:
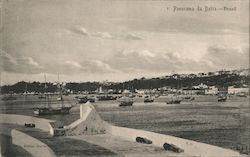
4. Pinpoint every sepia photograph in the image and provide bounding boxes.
[0,0,249,156]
